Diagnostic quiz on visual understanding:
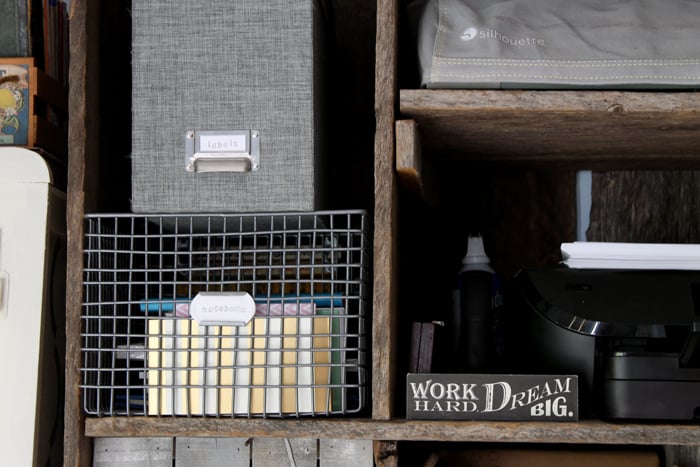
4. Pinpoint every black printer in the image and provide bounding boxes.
[508,268,700,421]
